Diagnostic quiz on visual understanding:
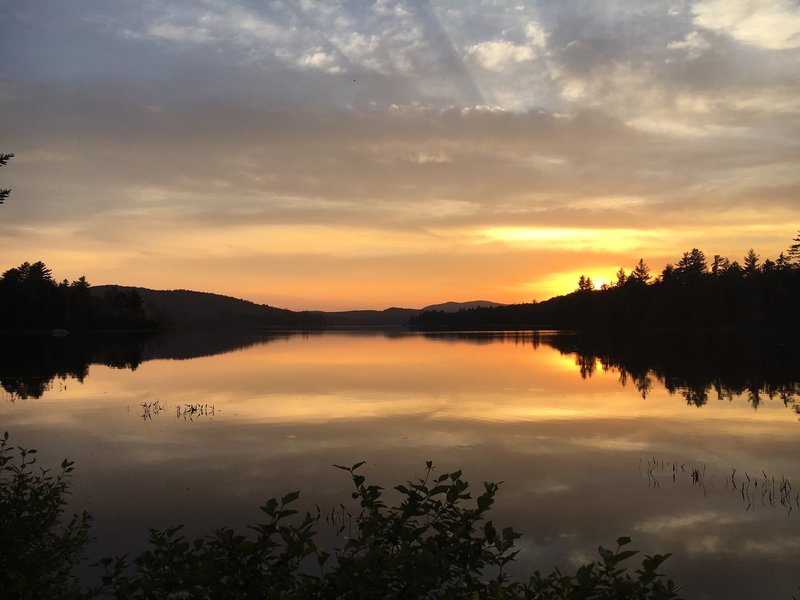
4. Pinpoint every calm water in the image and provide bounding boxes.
[2,330,798,598]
